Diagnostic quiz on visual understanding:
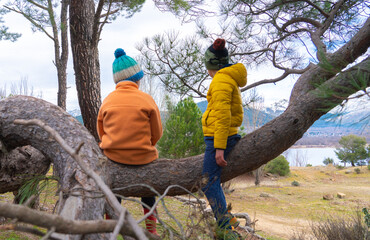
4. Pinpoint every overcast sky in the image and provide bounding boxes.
[0,1,296,111]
